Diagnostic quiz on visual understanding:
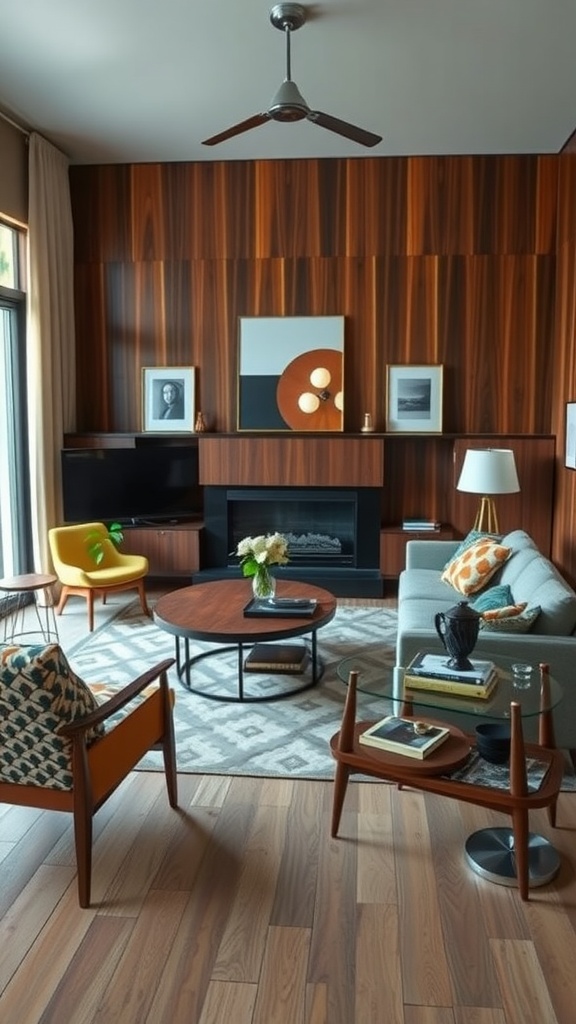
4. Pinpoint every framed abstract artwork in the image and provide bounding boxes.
[142,366,196,432]
[385,364,444,434]
[238,316,345,431]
